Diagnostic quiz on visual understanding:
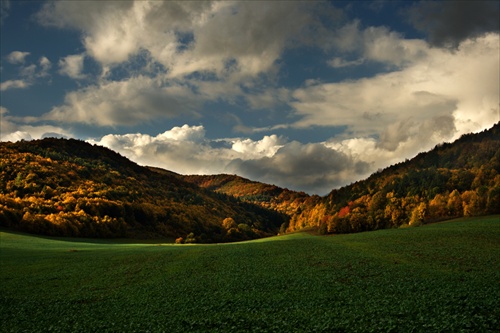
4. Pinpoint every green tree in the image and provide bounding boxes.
[185,232,197,244]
